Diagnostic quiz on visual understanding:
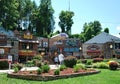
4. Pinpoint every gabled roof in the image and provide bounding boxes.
[85,32,120,44]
